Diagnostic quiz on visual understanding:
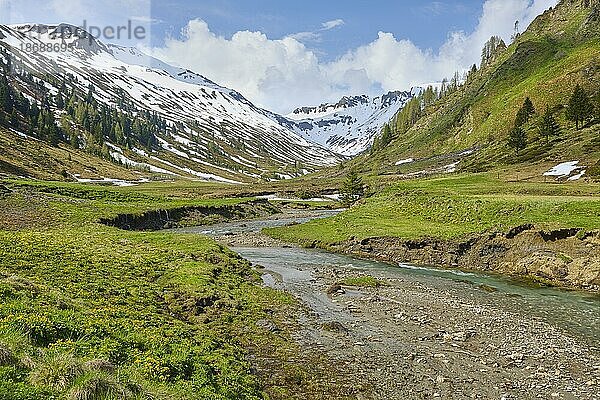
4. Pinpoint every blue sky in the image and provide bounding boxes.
[0,0,557,113]
[150,1,482,61]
